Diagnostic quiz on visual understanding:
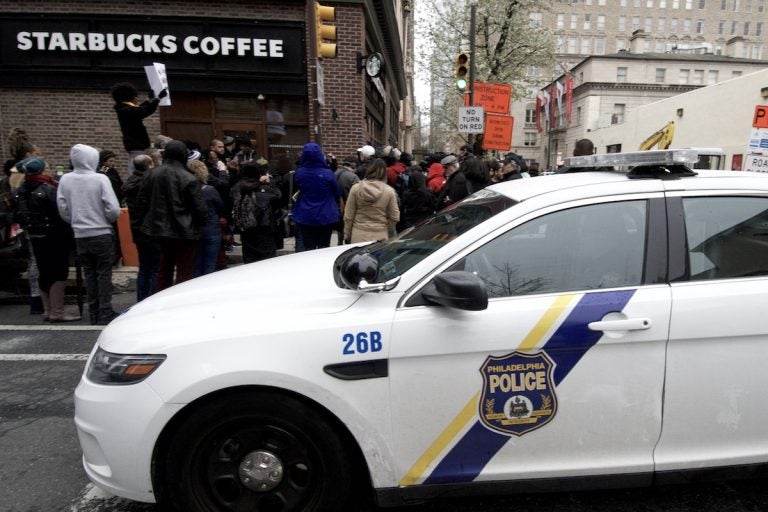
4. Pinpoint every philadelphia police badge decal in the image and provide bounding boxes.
[479,351,558,436]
